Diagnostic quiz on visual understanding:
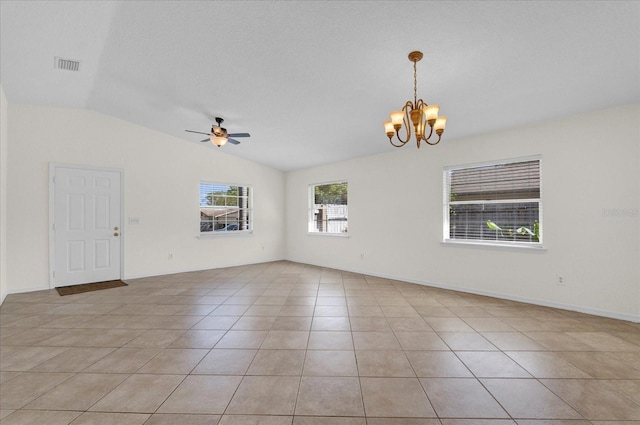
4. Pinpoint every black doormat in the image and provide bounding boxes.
[56,280,128,296]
